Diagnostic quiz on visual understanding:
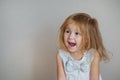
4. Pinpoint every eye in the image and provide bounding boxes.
[66,30,70,33]
[65,30,70,34]
[75,32,80,35]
